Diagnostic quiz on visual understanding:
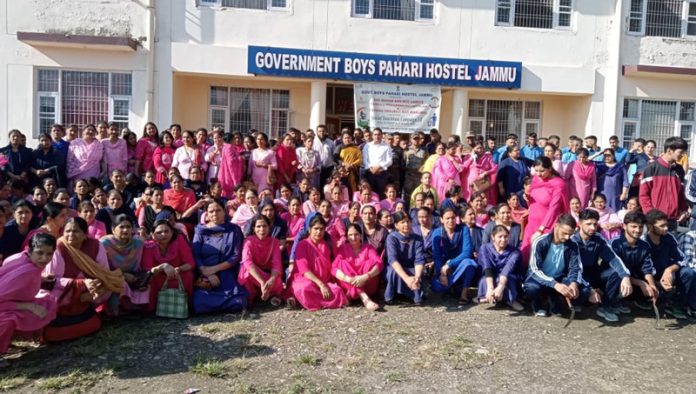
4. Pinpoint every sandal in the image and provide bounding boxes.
[458,296,471,305]
[286,297,298,308]
[270,297,282,307]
